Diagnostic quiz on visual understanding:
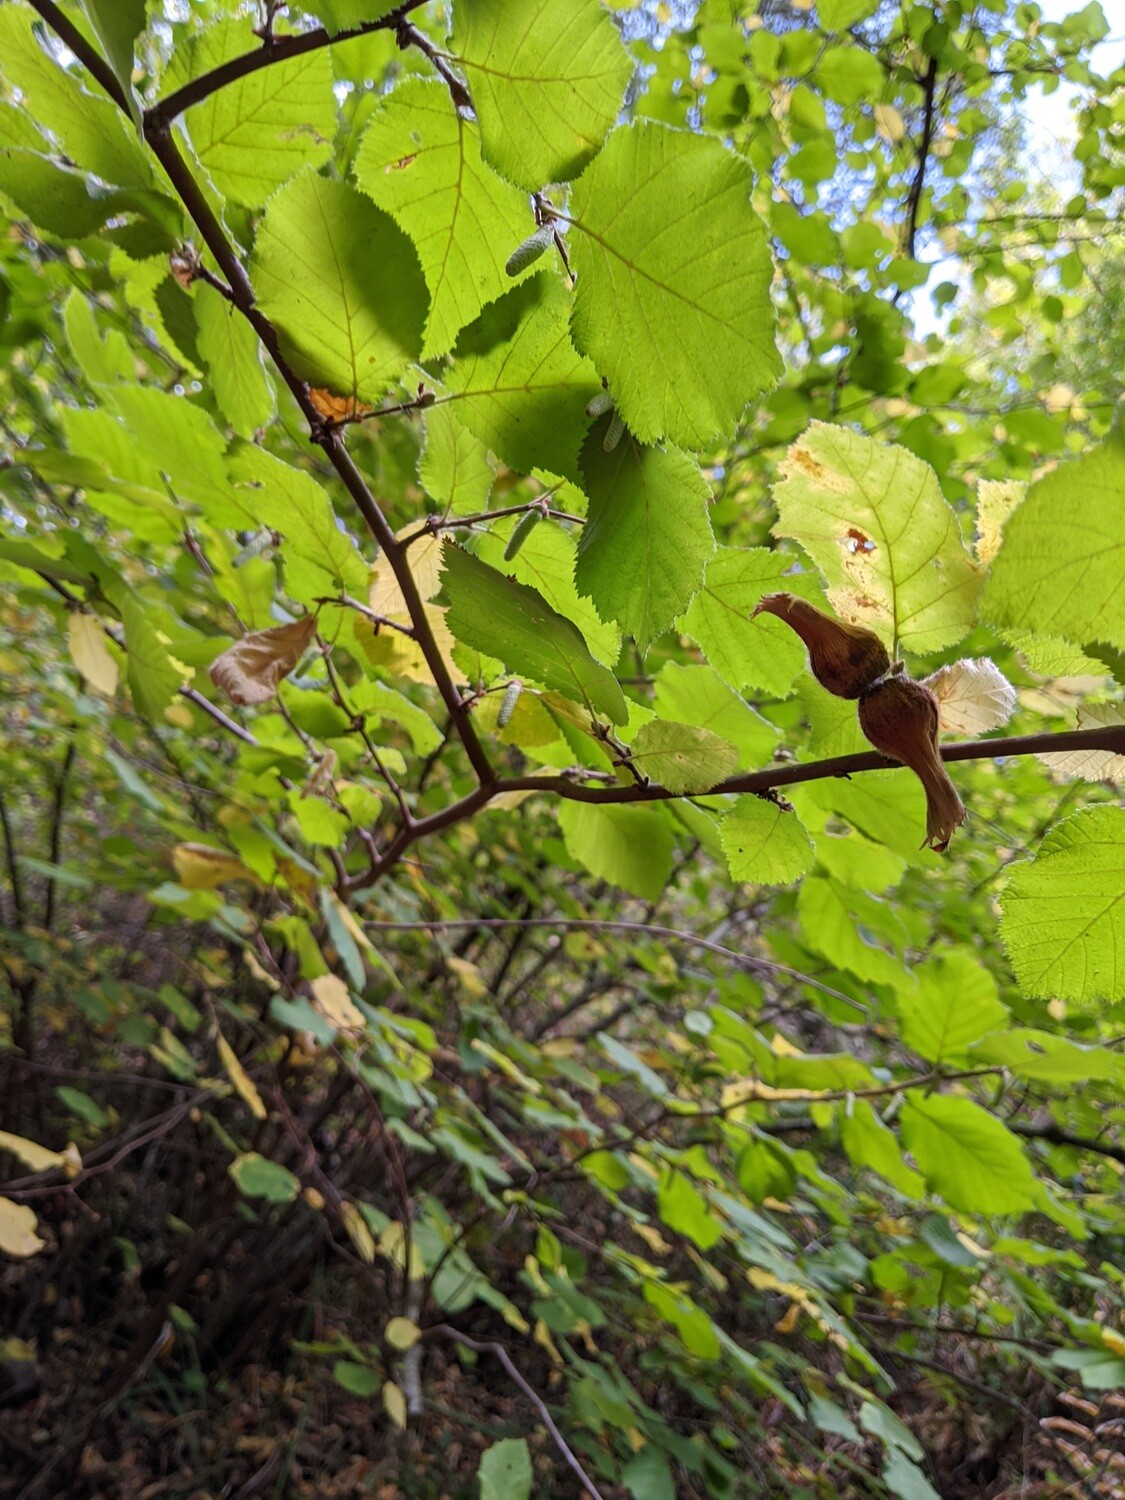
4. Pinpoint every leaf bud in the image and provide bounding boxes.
[858,674,967,851]
[752,593,890,699]
[505,223,555,277]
